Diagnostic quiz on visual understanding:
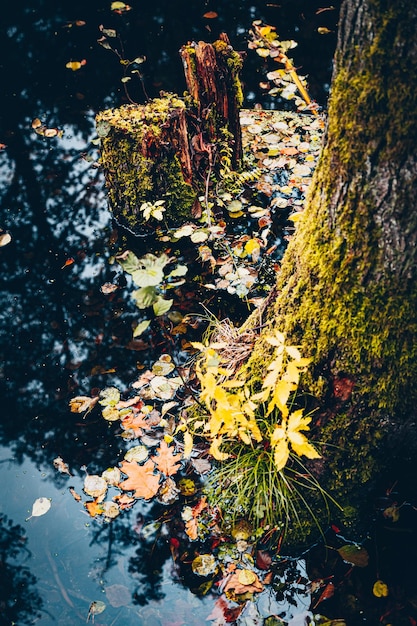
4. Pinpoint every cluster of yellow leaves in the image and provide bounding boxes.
[188,331,321,470]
